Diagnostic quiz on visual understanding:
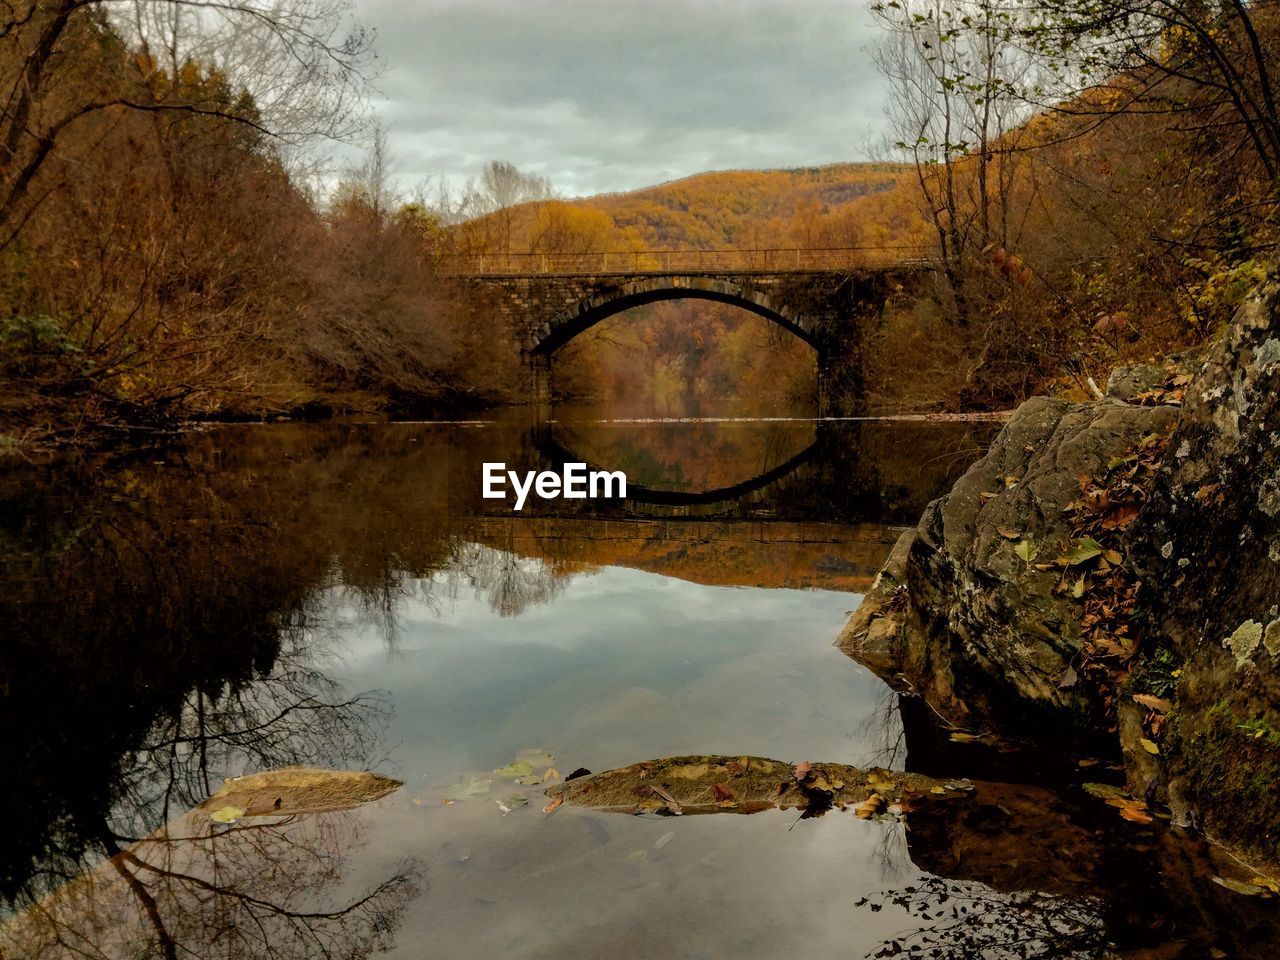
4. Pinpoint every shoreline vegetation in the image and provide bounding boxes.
[6,3,1280,450]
